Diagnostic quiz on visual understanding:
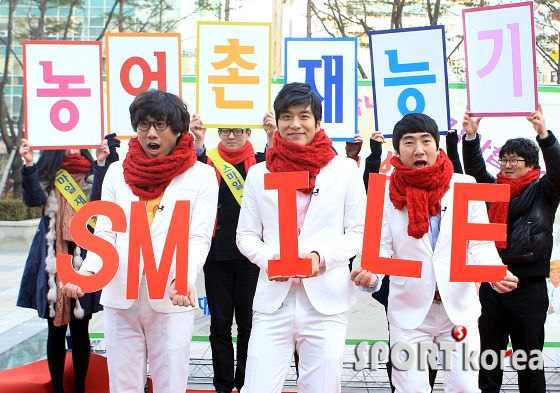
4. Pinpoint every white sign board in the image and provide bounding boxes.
[463,2,537,116]
[284,38,358,142]
[196,22,271,129]
[106,33,182,138]
[23,41,104,149]
[369,26,450,136]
